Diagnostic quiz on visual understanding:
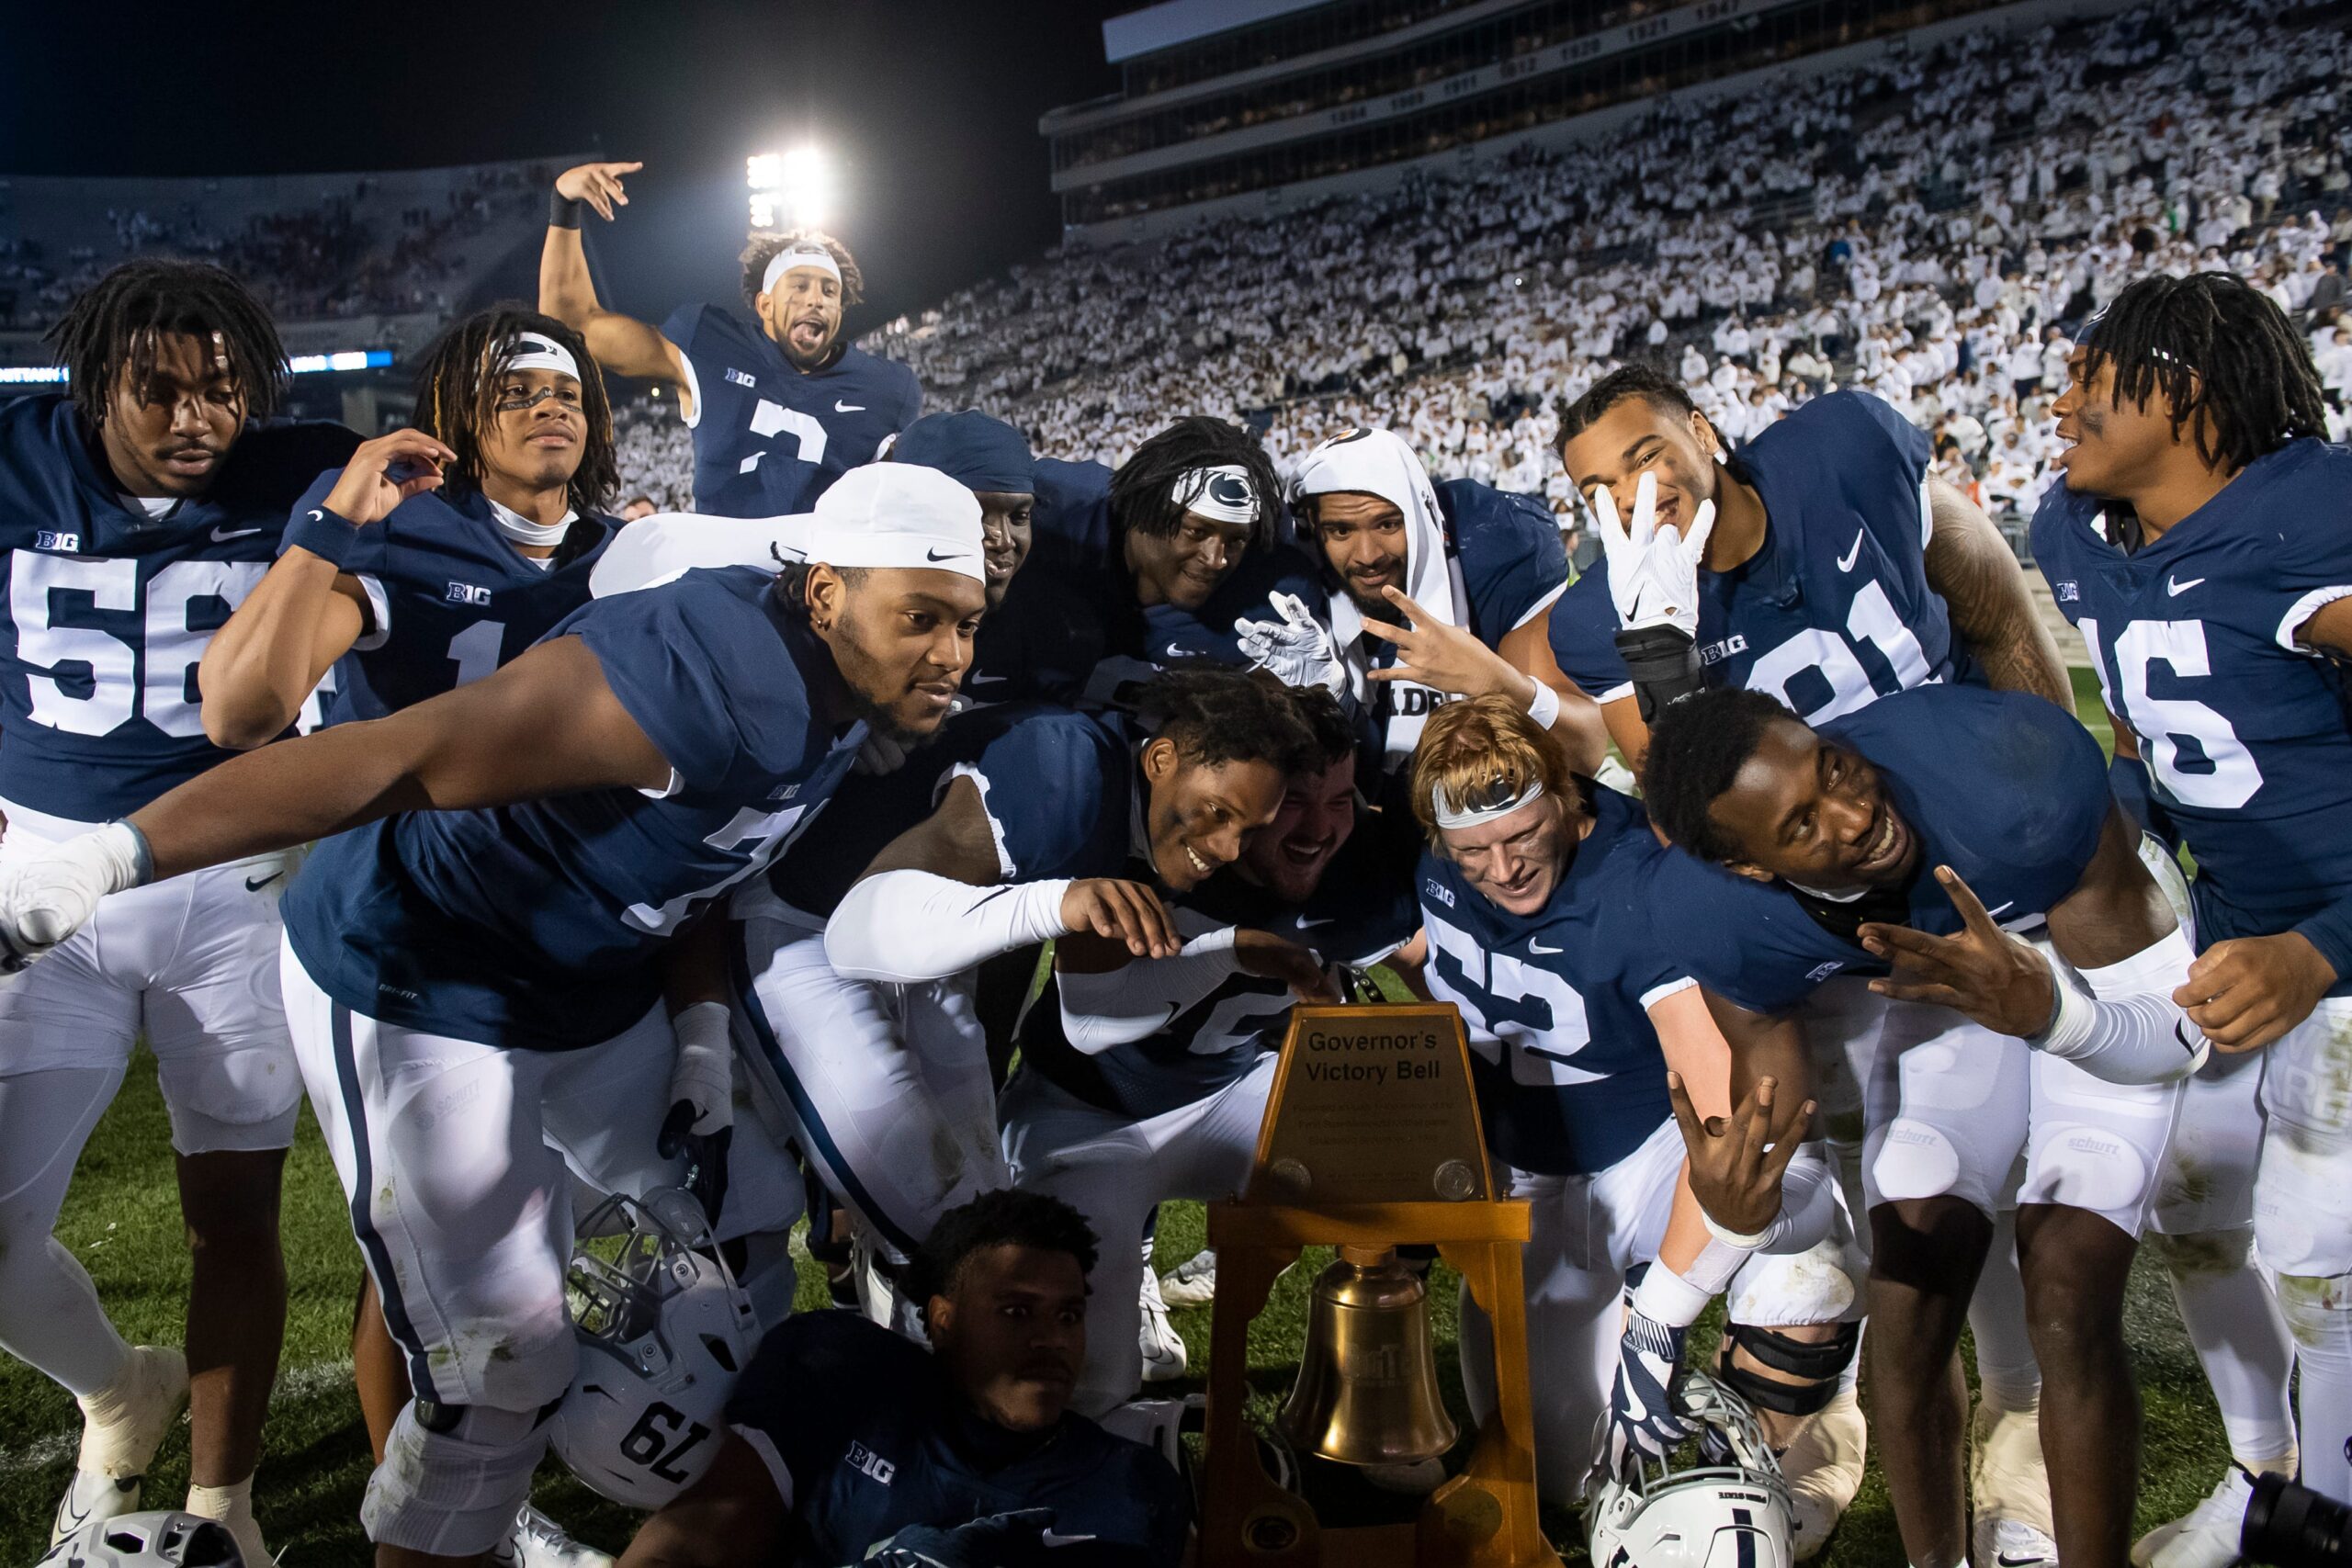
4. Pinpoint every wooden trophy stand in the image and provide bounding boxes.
[1198,1003,1560,1568]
